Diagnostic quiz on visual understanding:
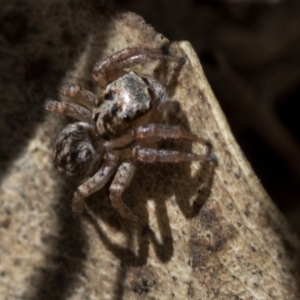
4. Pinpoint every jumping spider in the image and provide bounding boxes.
[45,47,210,224]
